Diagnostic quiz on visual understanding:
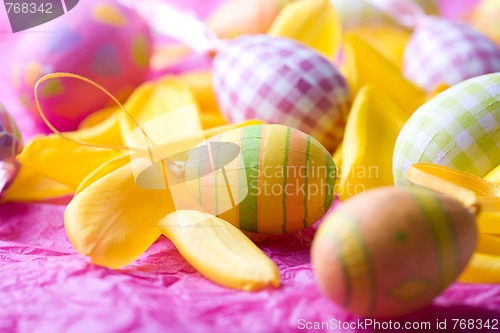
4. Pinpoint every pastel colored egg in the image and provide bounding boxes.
[183,124,337,235]
[213,35,351,152]
[403,17,500,92]
[330,0,438,29]
[0,105,22,193]
[311,187,477,318]
[471,0,500,46]
[393,73,500,187]
[12,0,151,131]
